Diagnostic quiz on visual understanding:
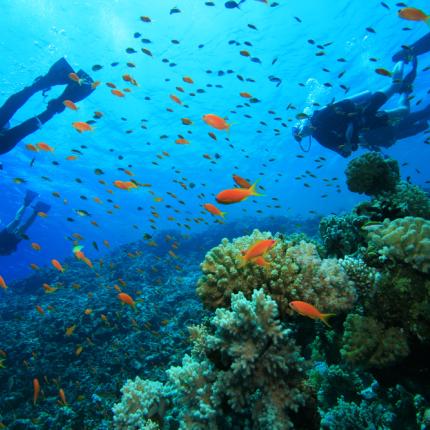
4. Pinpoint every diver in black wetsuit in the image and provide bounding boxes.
[0,190,50,256]
[292,59,429,157]
[0,58,95,155]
